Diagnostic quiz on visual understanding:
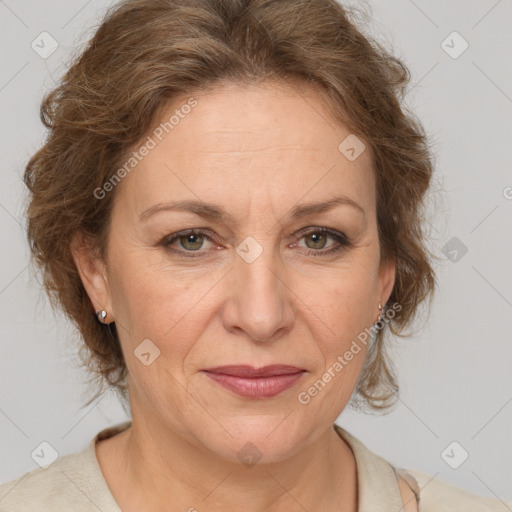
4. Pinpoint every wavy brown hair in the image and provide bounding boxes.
[23,0,438,412]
